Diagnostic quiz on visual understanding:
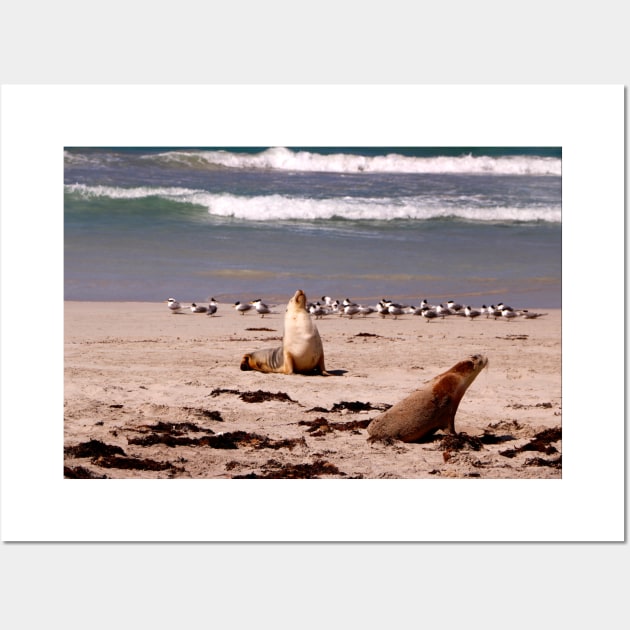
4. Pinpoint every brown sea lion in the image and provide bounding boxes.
[367,354,488,442]
[240,289,329,375]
